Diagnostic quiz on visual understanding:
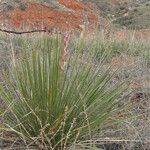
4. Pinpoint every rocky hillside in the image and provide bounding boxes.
[0,0,149,31]
[85,0,150,29]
